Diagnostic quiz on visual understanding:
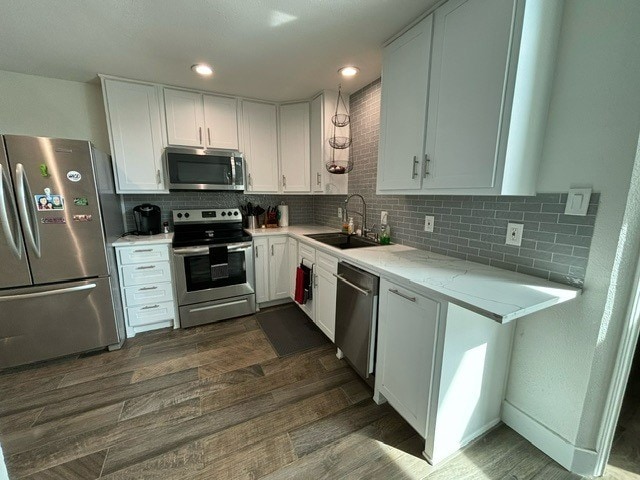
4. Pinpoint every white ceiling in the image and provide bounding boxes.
[0,0,437,101]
